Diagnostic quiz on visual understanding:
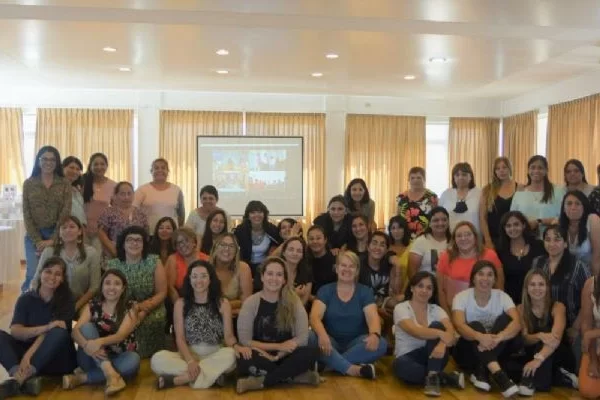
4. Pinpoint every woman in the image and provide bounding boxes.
[107,226,167,358]
[22,146,72,292]
[198,209,228,255]
[564,159,595,197]
[62,269,139,395]
[233,200,282,289]
[82,153,116,255]
[408,207,451,277]
[393,272,463,396]
[452,261,521,398]
[0,257,76,397]
[309,250,387,379]
[396,167,439,239]
[151,260,238,389]
[496,211,546,305]
[98,181,148,262]
[281,237,313,305]
[439,162,482,233]
[149,216,177,266]
[235,257,320,393]
[590,185,600,218]
[134,158,185,232]
[480,157,518,248]
[579,273,600,398]
[511,155,565,236]
[559,190,600,274]
[32,216,101,313]
[345,214,370,257]
[437,221,504,314]
[62,156,86,227]
[388,215,412,292]
[516,269,576,396]
[344,178,376,228]
[313,195,352,253]
[278,218,303,242]
[211,233,253,316]
[306,225,337,297]
[185,185,227,237]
